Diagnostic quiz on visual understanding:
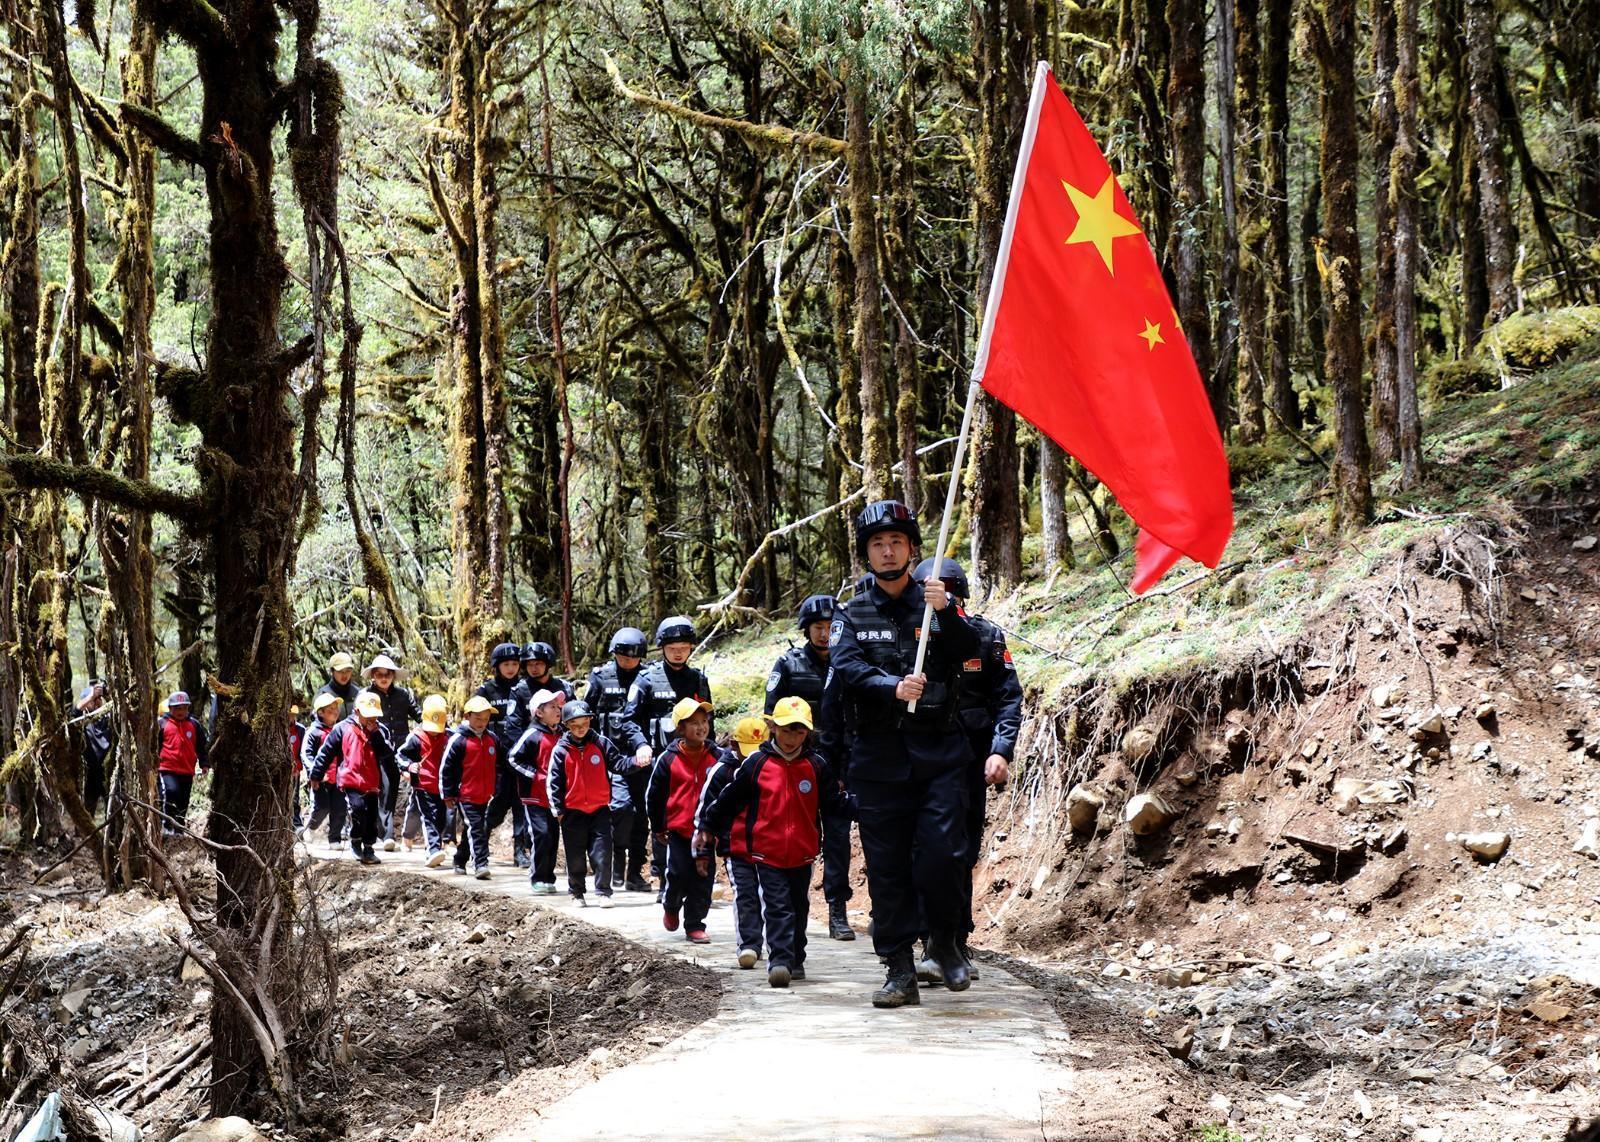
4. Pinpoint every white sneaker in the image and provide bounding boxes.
[572,894,587,907]
[300,826,313,844]
[383,839,397,852]
[474,867,491,880]
[596,896,614,909]
[326,838,341,851]
[426,850,446,868]
[737,948,758,969]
